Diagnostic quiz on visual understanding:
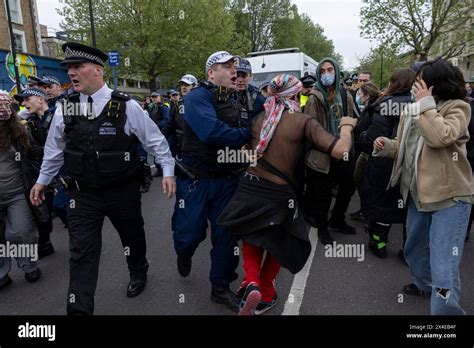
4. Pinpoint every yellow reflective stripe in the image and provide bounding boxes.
[300,94,308,107]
